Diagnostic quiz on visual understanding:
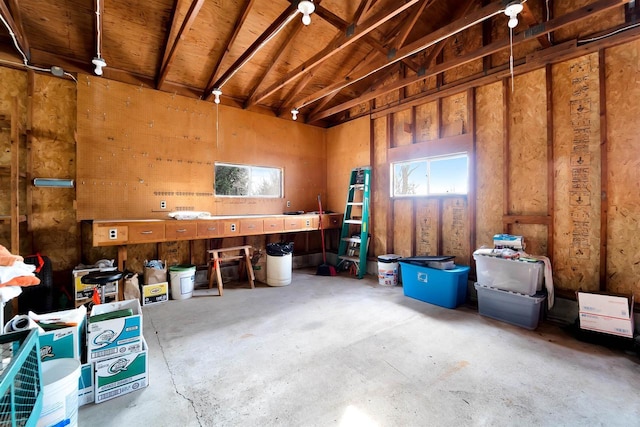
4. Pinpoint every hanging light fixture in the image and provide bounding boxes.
[291,108,299,121]
[92,0,107,75]
[212,88,223,104]
[504,1,524,91]
[297,0,315,26]
[504,2,524,28]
